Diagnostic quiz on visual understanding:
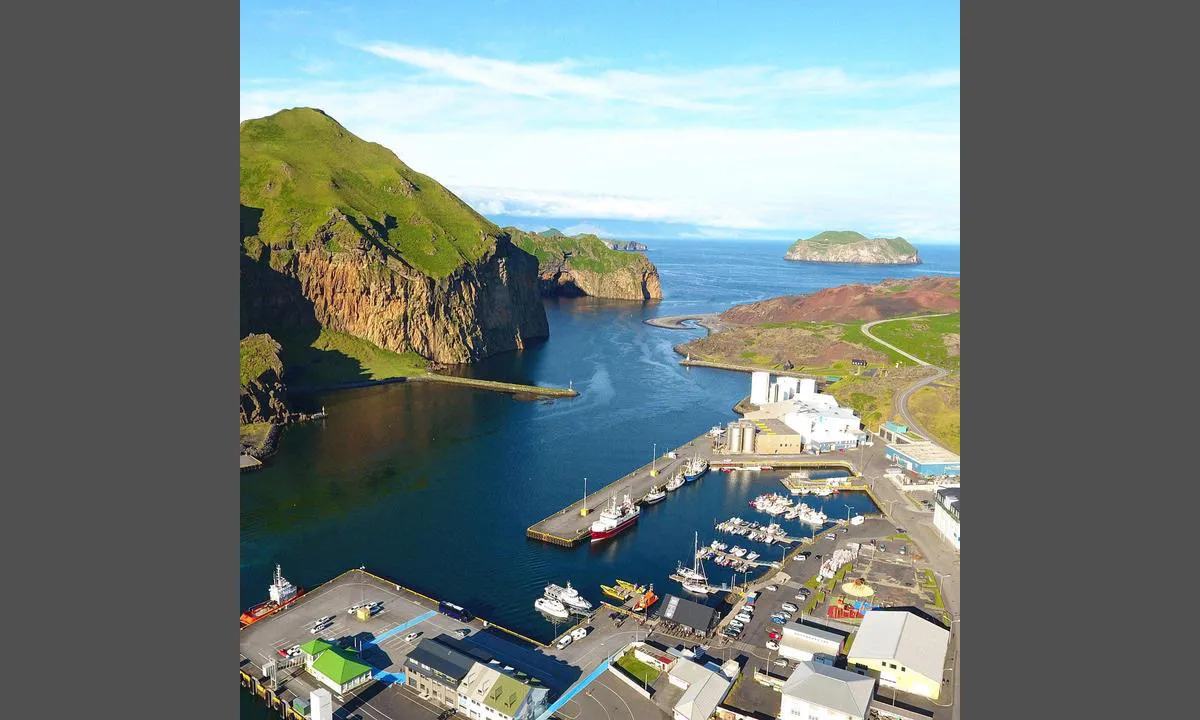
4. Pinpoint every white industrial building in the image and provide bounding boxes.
[932,486,960,551]
[750,371,771,405]
[779,661,876,720]
[741,373,866,453]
